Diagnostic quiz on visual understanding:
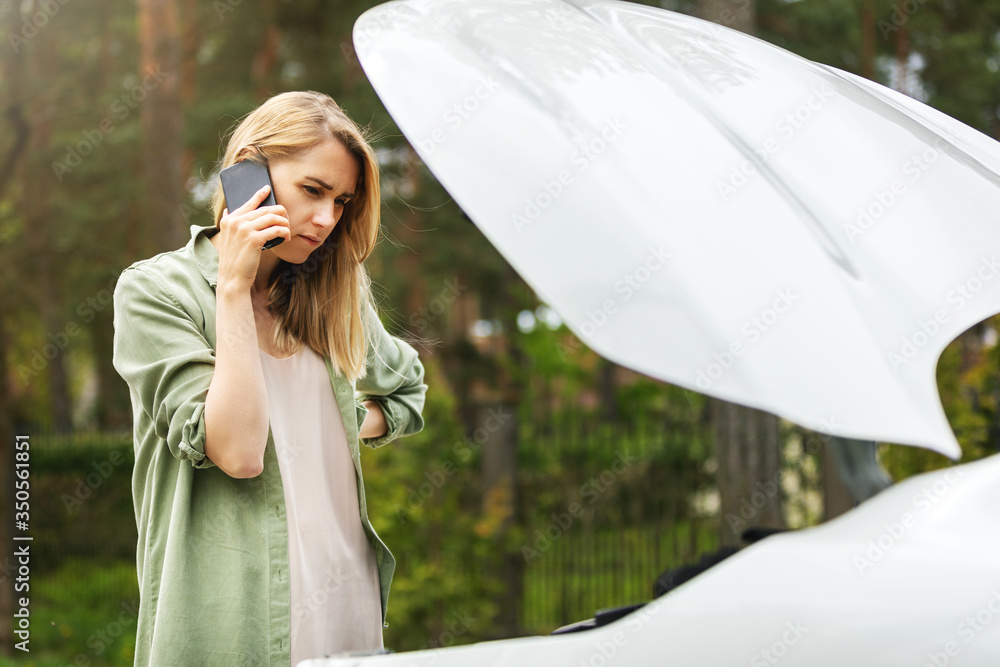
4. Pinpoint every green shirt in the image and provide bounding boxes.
[112,224,427,666]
